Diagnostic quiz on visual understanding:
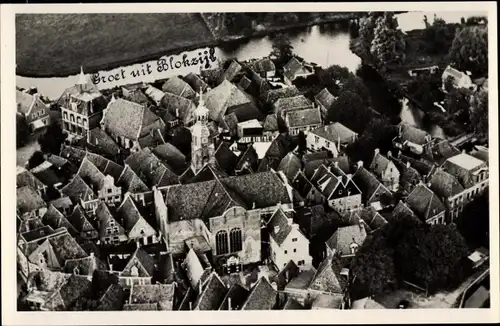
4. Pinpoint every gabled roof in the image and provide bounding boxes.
[124,148,179,188]
[17,186,47,215]
[96,284,125,311]
[20,225,54,243]
[219,60,243,83]
[162,76,196,99]
[87,128,121,158]
[310,122,357,144]
[17,90,37,115]
[116,195,151,232]
[315,88,336,108]
[214,142,238,175]
[63,254,98,276]
[159,92,196,124]
[18,217,45,234]
[117,165,150,194]
[129,284,175,310]
[424,139,461,165]
[101,98,164,140]
[122,88,152,106]
[308,256,344,294]
[398,123,429,145]
[138,128,166,150]
[152,143,188,175]
[121,247,155,277]
[359,207,388,231]
[96,201,126,239]
[193,272,228,310]
[406,184,446,222]
[286,107,322,128]
[246,58,276,74]
[443,153,487,187]
[67,205,96,234]
[76,157,106,190]
[277,152,302,182]
[85,152,124,181]
[284,57,312,78]
[48,197,73,213]
[190,164,228,184]
[273,95,313,116]
[60,175,95,203]
[183,72,209,93]
[225,102,264,122]
[326,224,367,257]
[263,113,279,132]
[219,283,250,310]
[429,169,465,198]
[241,277,277,310]
[59,145,87,166]
[283,297,305,310]
[268,208,294,245]
[47,230,88,266]
[57,275,92,309]
[262,85,301,105]
[17,168,46,190]
[204,79,252,122]
[353,167,391,203]
[235,145,259,173]
[144,85,166,104]
[390,200,421,224]
[42,204,78,236]
[369,152,393,177]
